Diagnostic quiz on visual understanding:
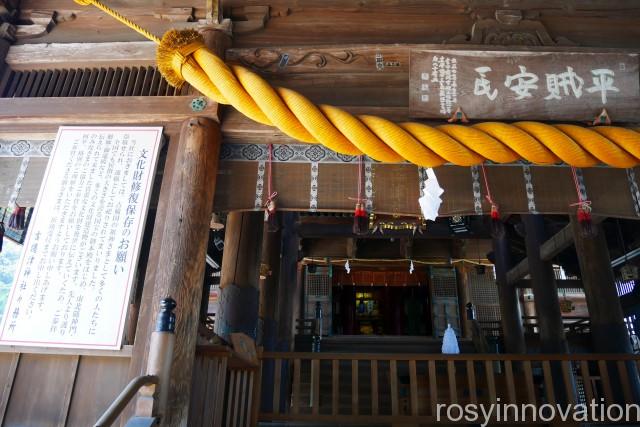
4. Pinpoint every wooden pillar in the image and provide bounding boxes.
[276,212,300,352]
[571,217,630,353]
[258,219,282,349]
[522,215,568,353]
[215,211,263,340]
[493,230,527,354]
[128,117,221,427]
[453,241,472,339]
[258,218,282,413]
